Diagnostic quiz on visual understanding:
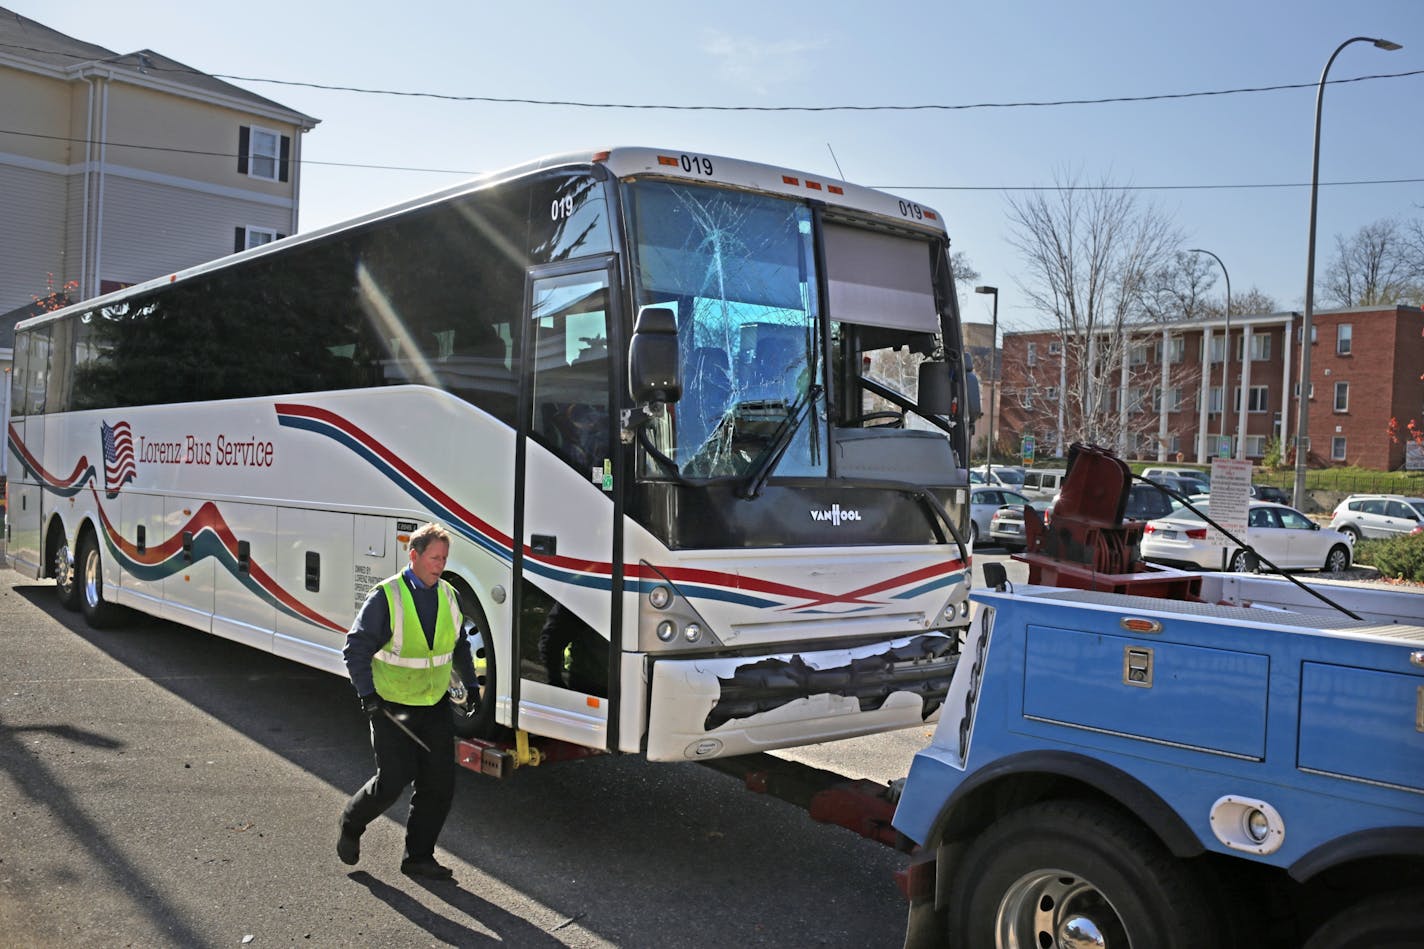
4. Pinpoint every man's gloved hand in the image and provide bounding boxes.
[360,693,383,720]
